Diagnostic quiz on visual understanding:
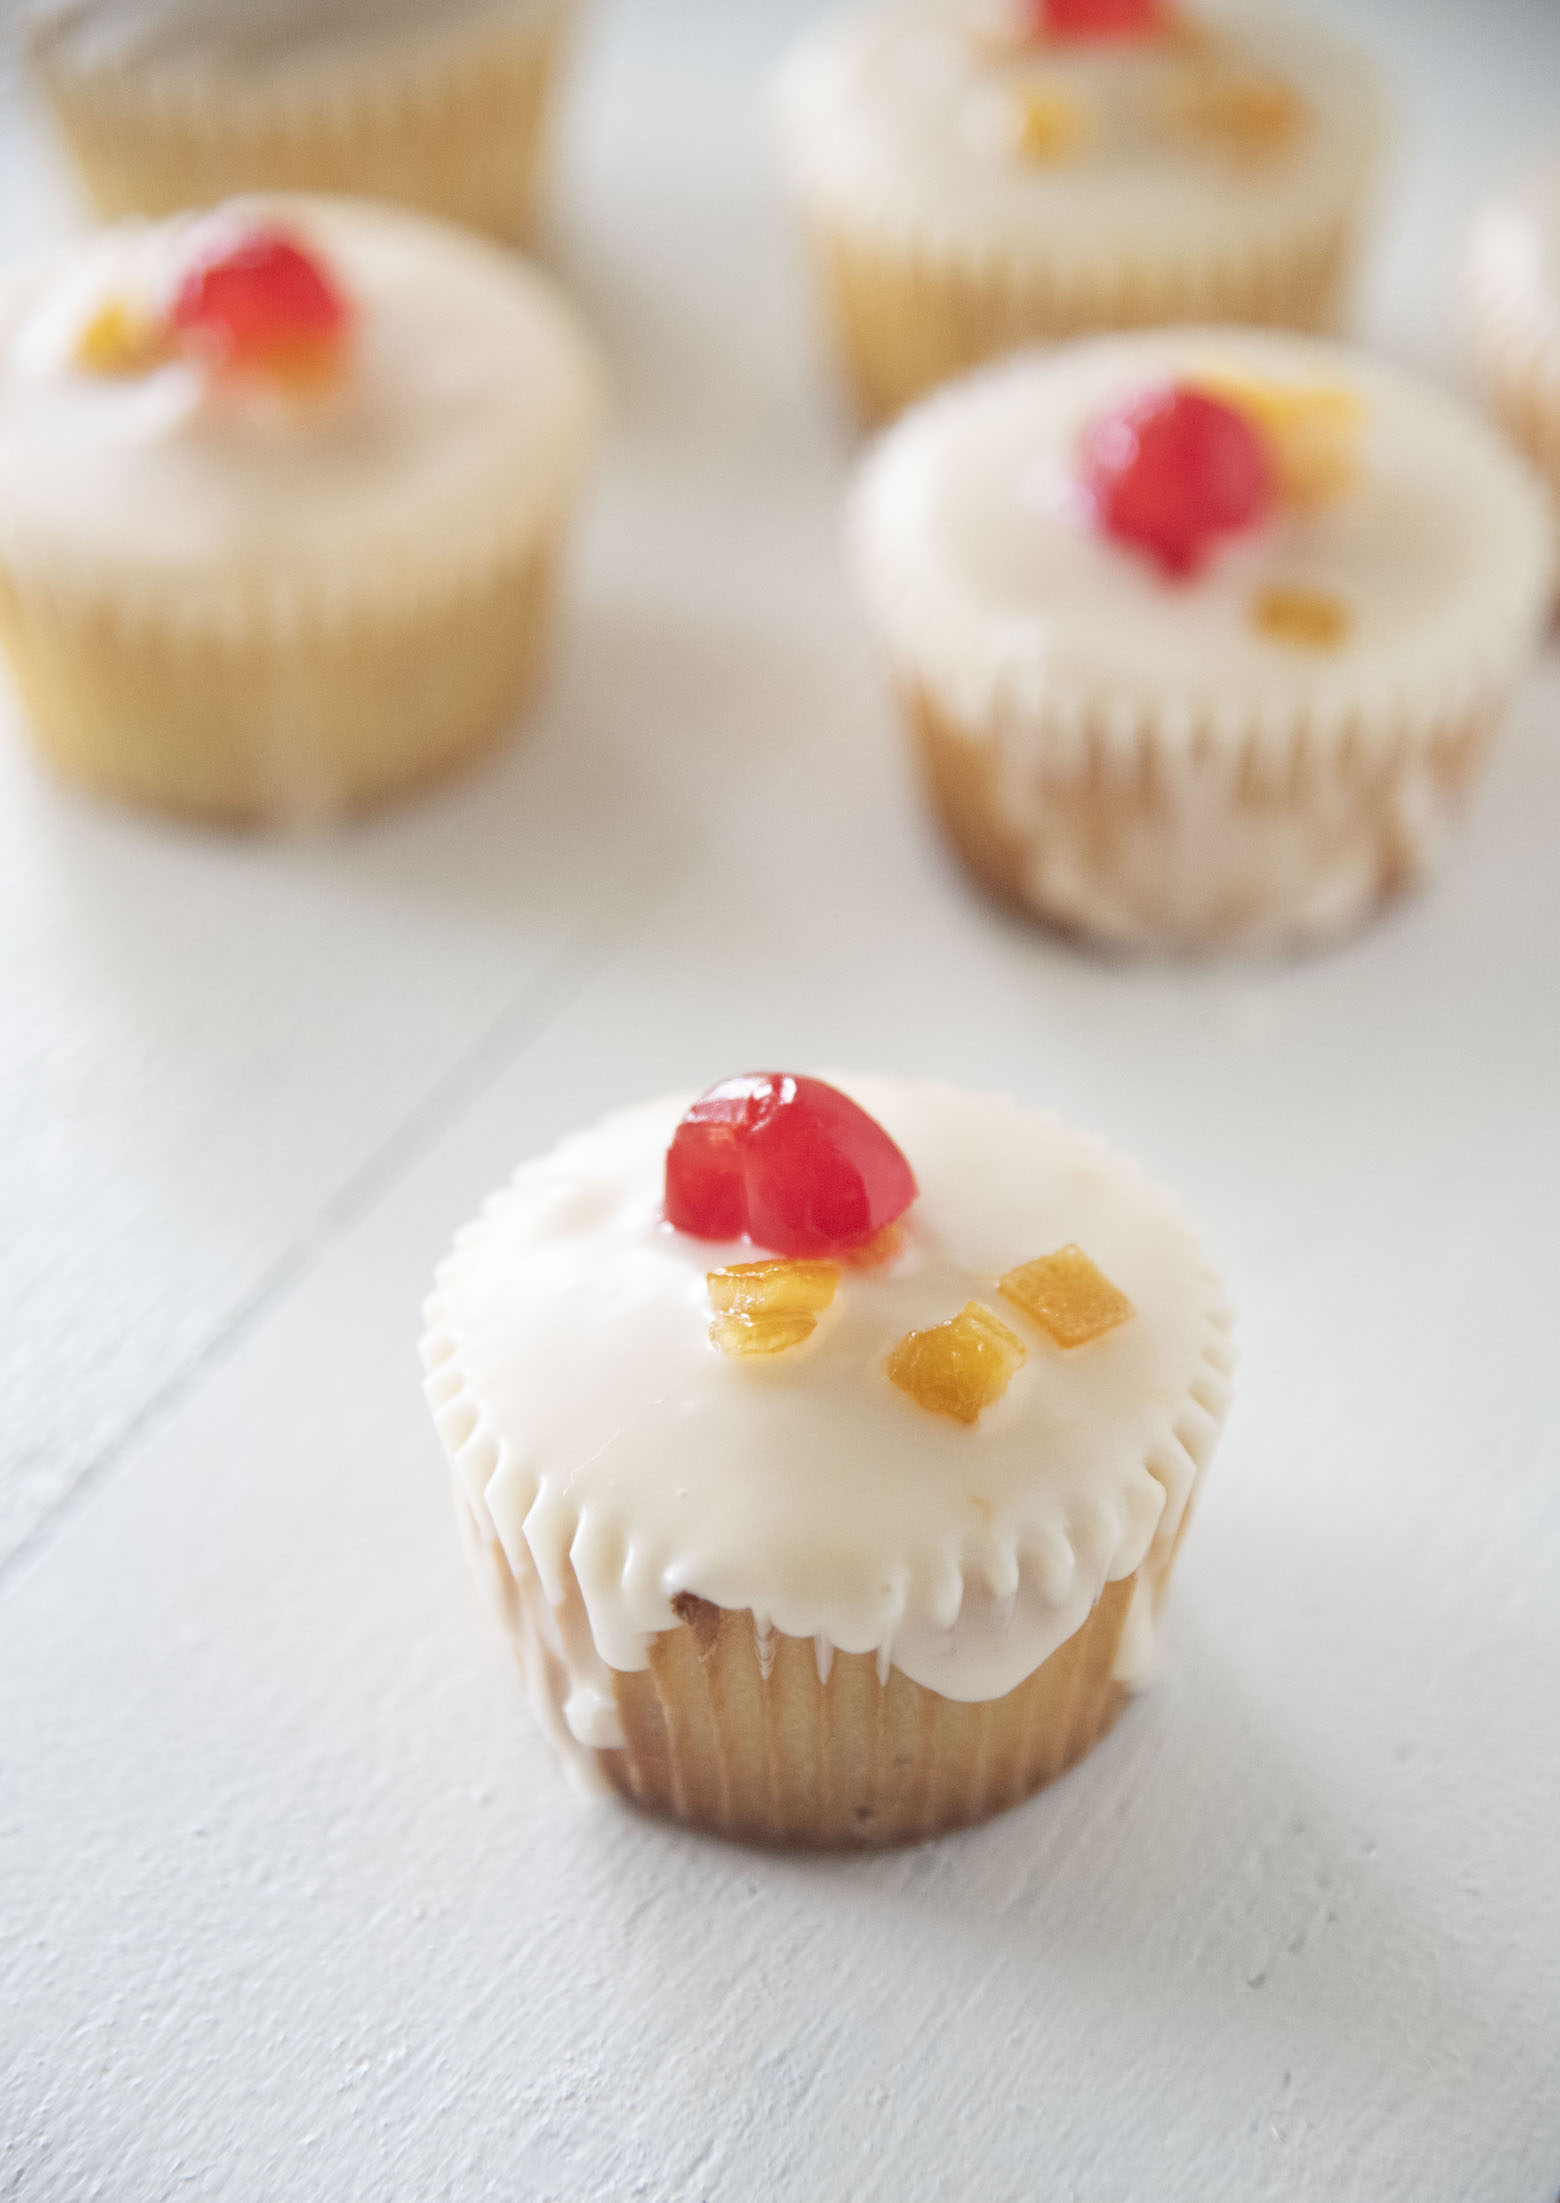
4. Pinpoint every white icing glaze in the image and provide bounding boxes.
[29,0,560,76]
[775,0,1382,274]
[421,1079,1234,1717]
[851,325,1556,749]
[0,196,604,617]
[1466,162,1560,487]
[1468,161,1560,365]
